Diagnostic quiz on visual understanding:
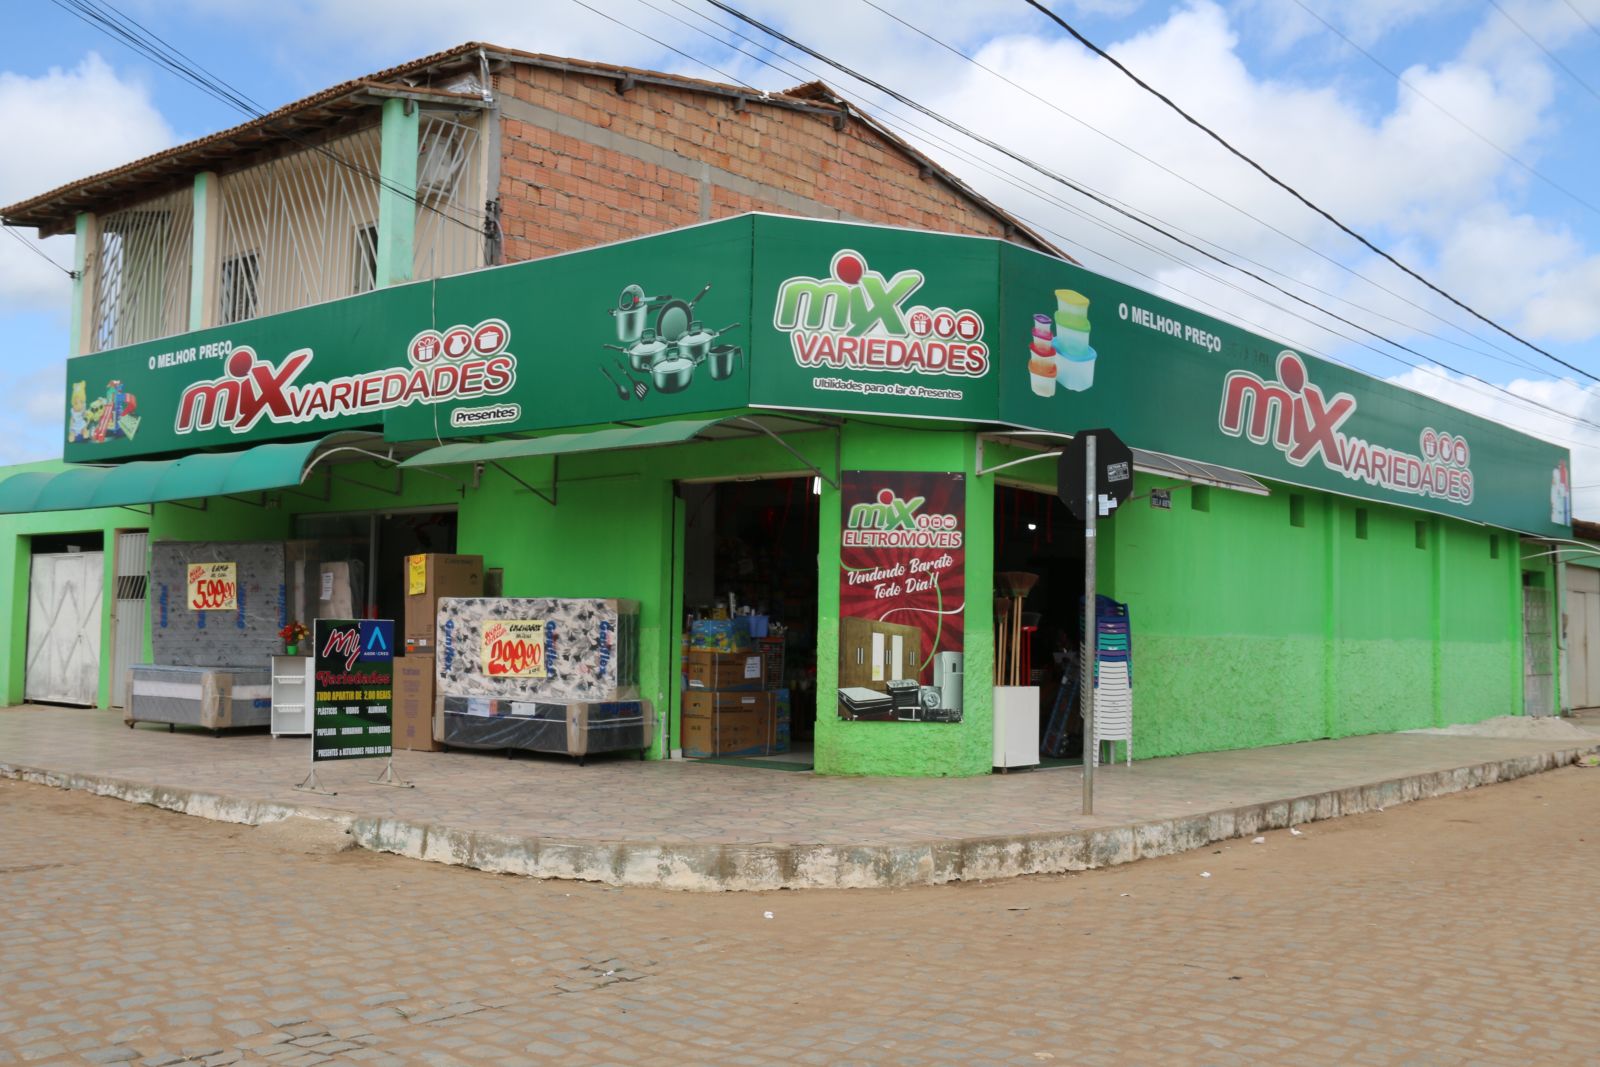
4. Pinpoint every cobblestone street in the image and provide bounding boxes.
[4,767,1599,1065]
